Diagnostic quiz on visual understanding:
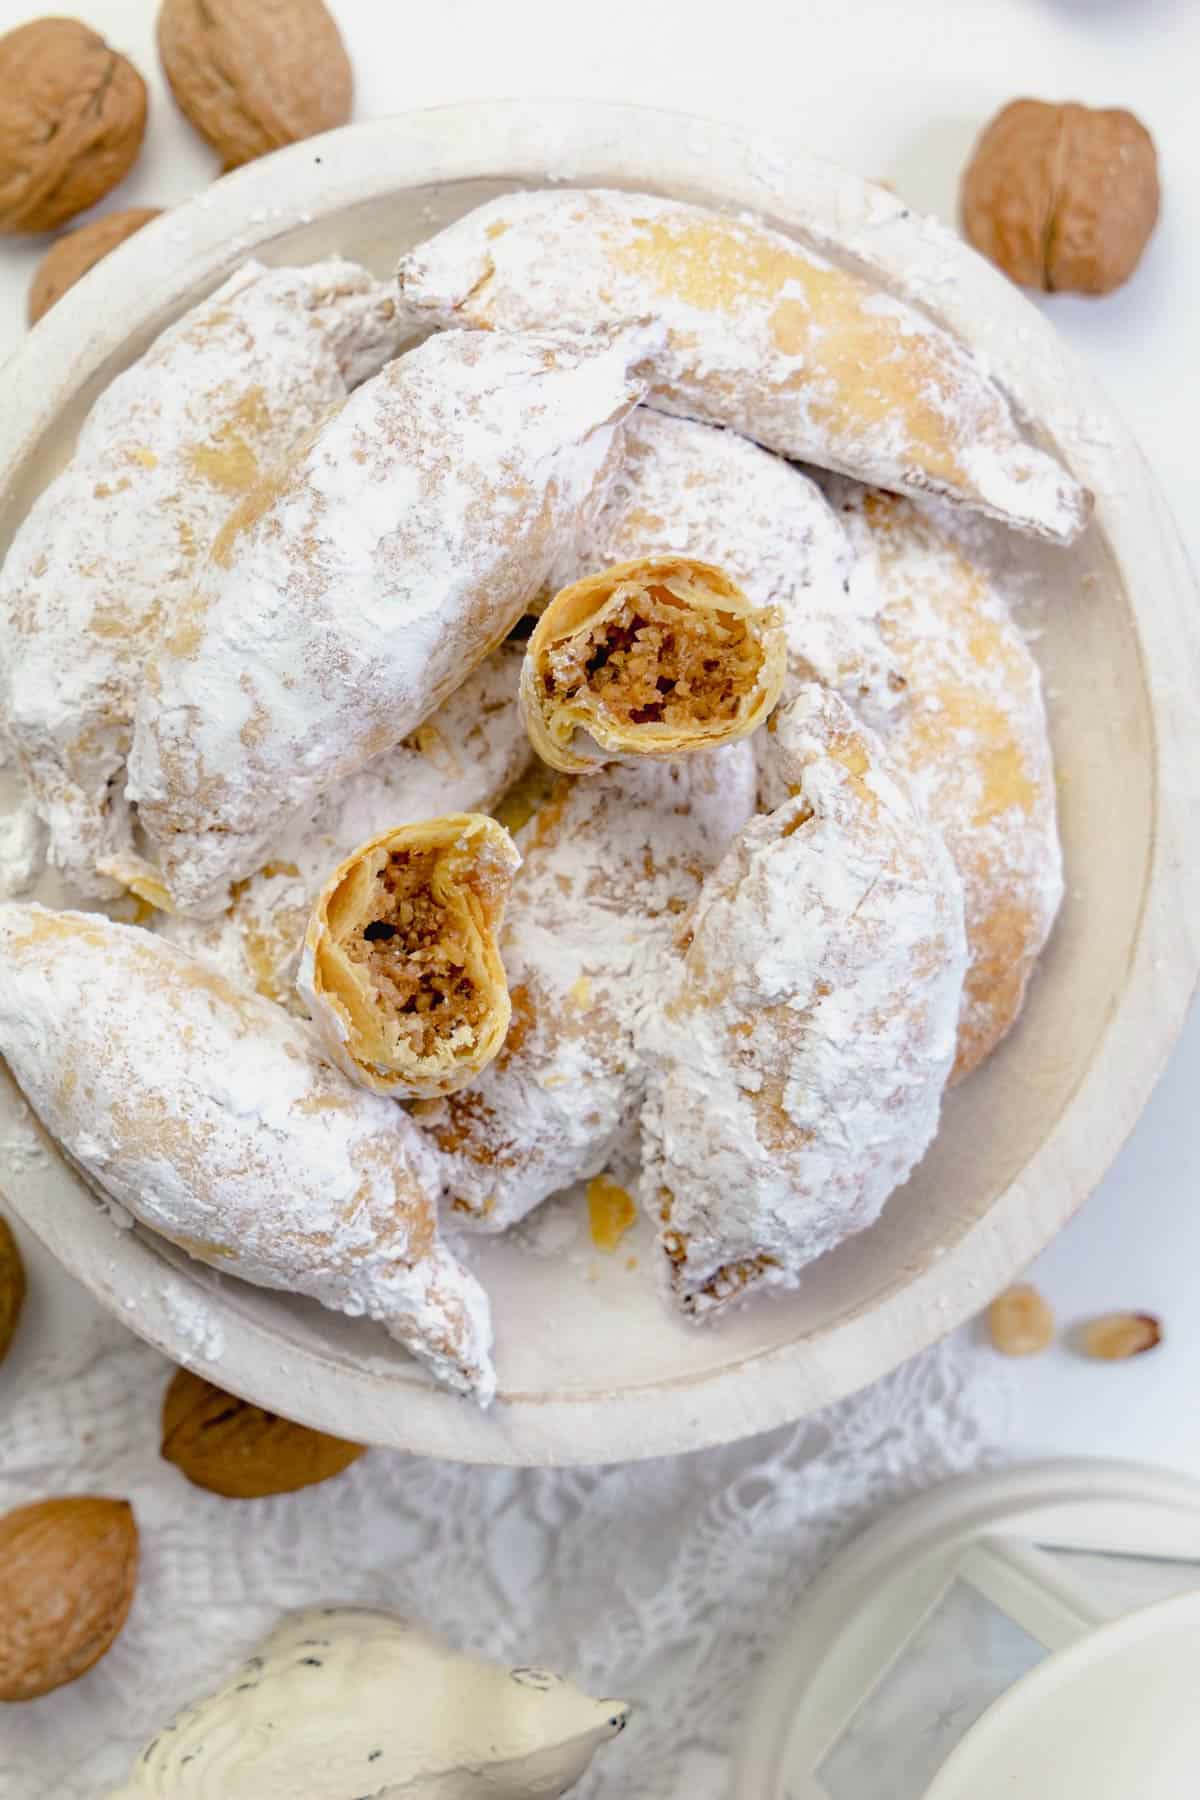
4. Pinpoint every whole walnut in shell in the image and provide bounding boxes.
[158,0,353,172]
[961,98,1160,295]
[28,205,162,323]
[0,18,148,235]
[160,1367,365,1498]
